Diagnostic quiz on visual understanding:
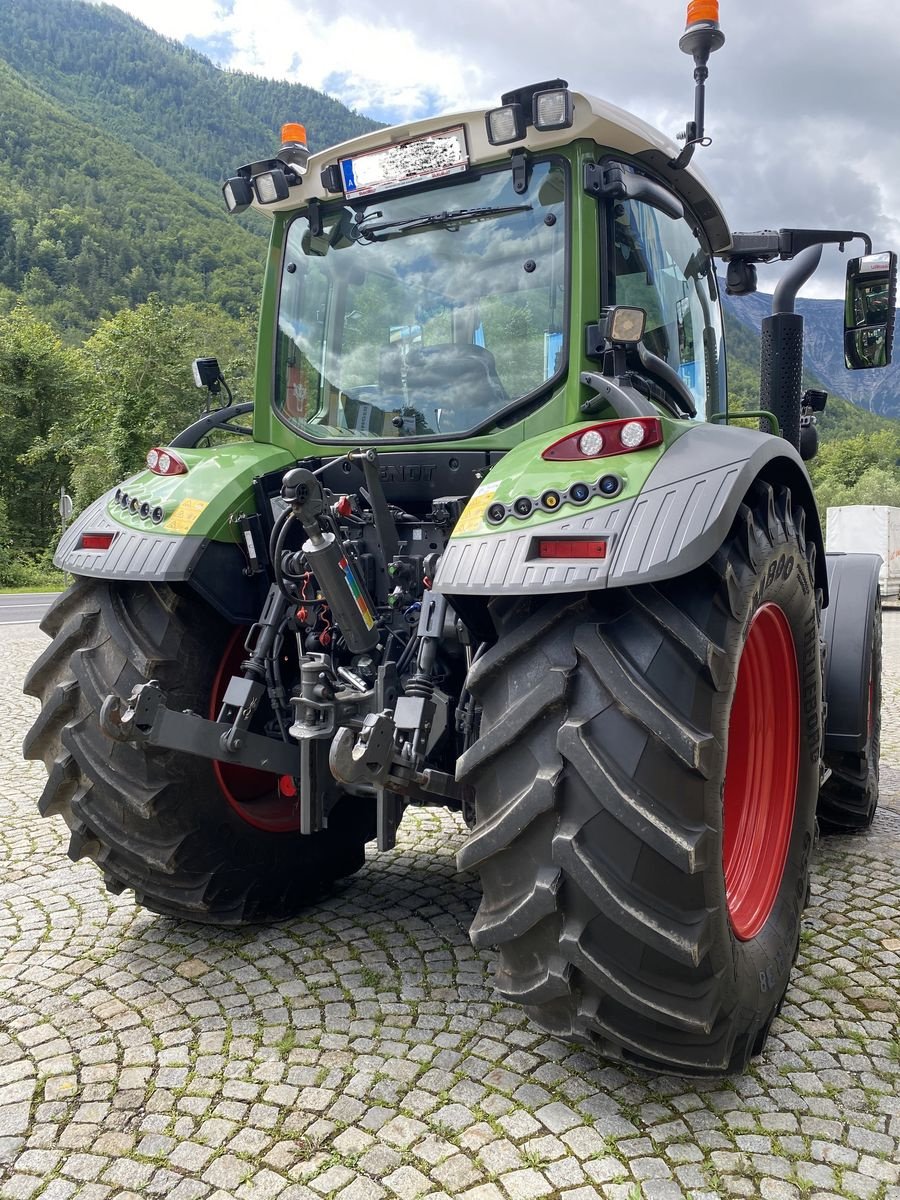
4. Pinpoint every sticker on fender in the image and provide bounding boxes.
[165,498,209,534]
[454,485,497,536]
